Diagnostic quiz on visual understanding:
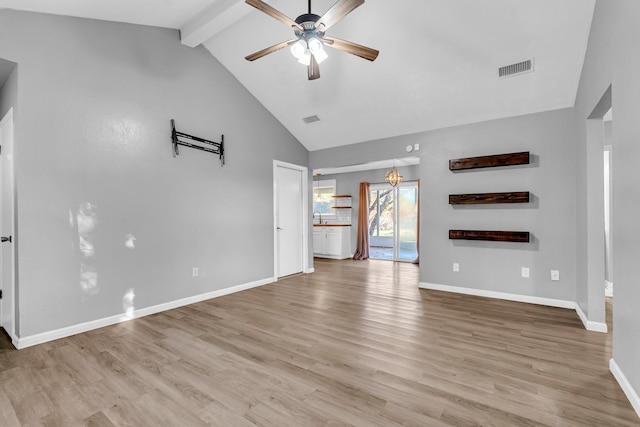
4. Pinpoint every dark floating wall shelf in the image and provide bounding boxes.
[449,152,530,171]
[449,230,530,243]
[449,191,530,205]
